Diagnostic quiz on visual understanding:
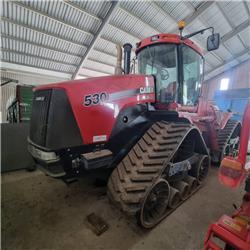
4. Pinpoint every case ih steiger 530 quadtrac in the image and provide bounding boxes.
[28,22,241,228]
